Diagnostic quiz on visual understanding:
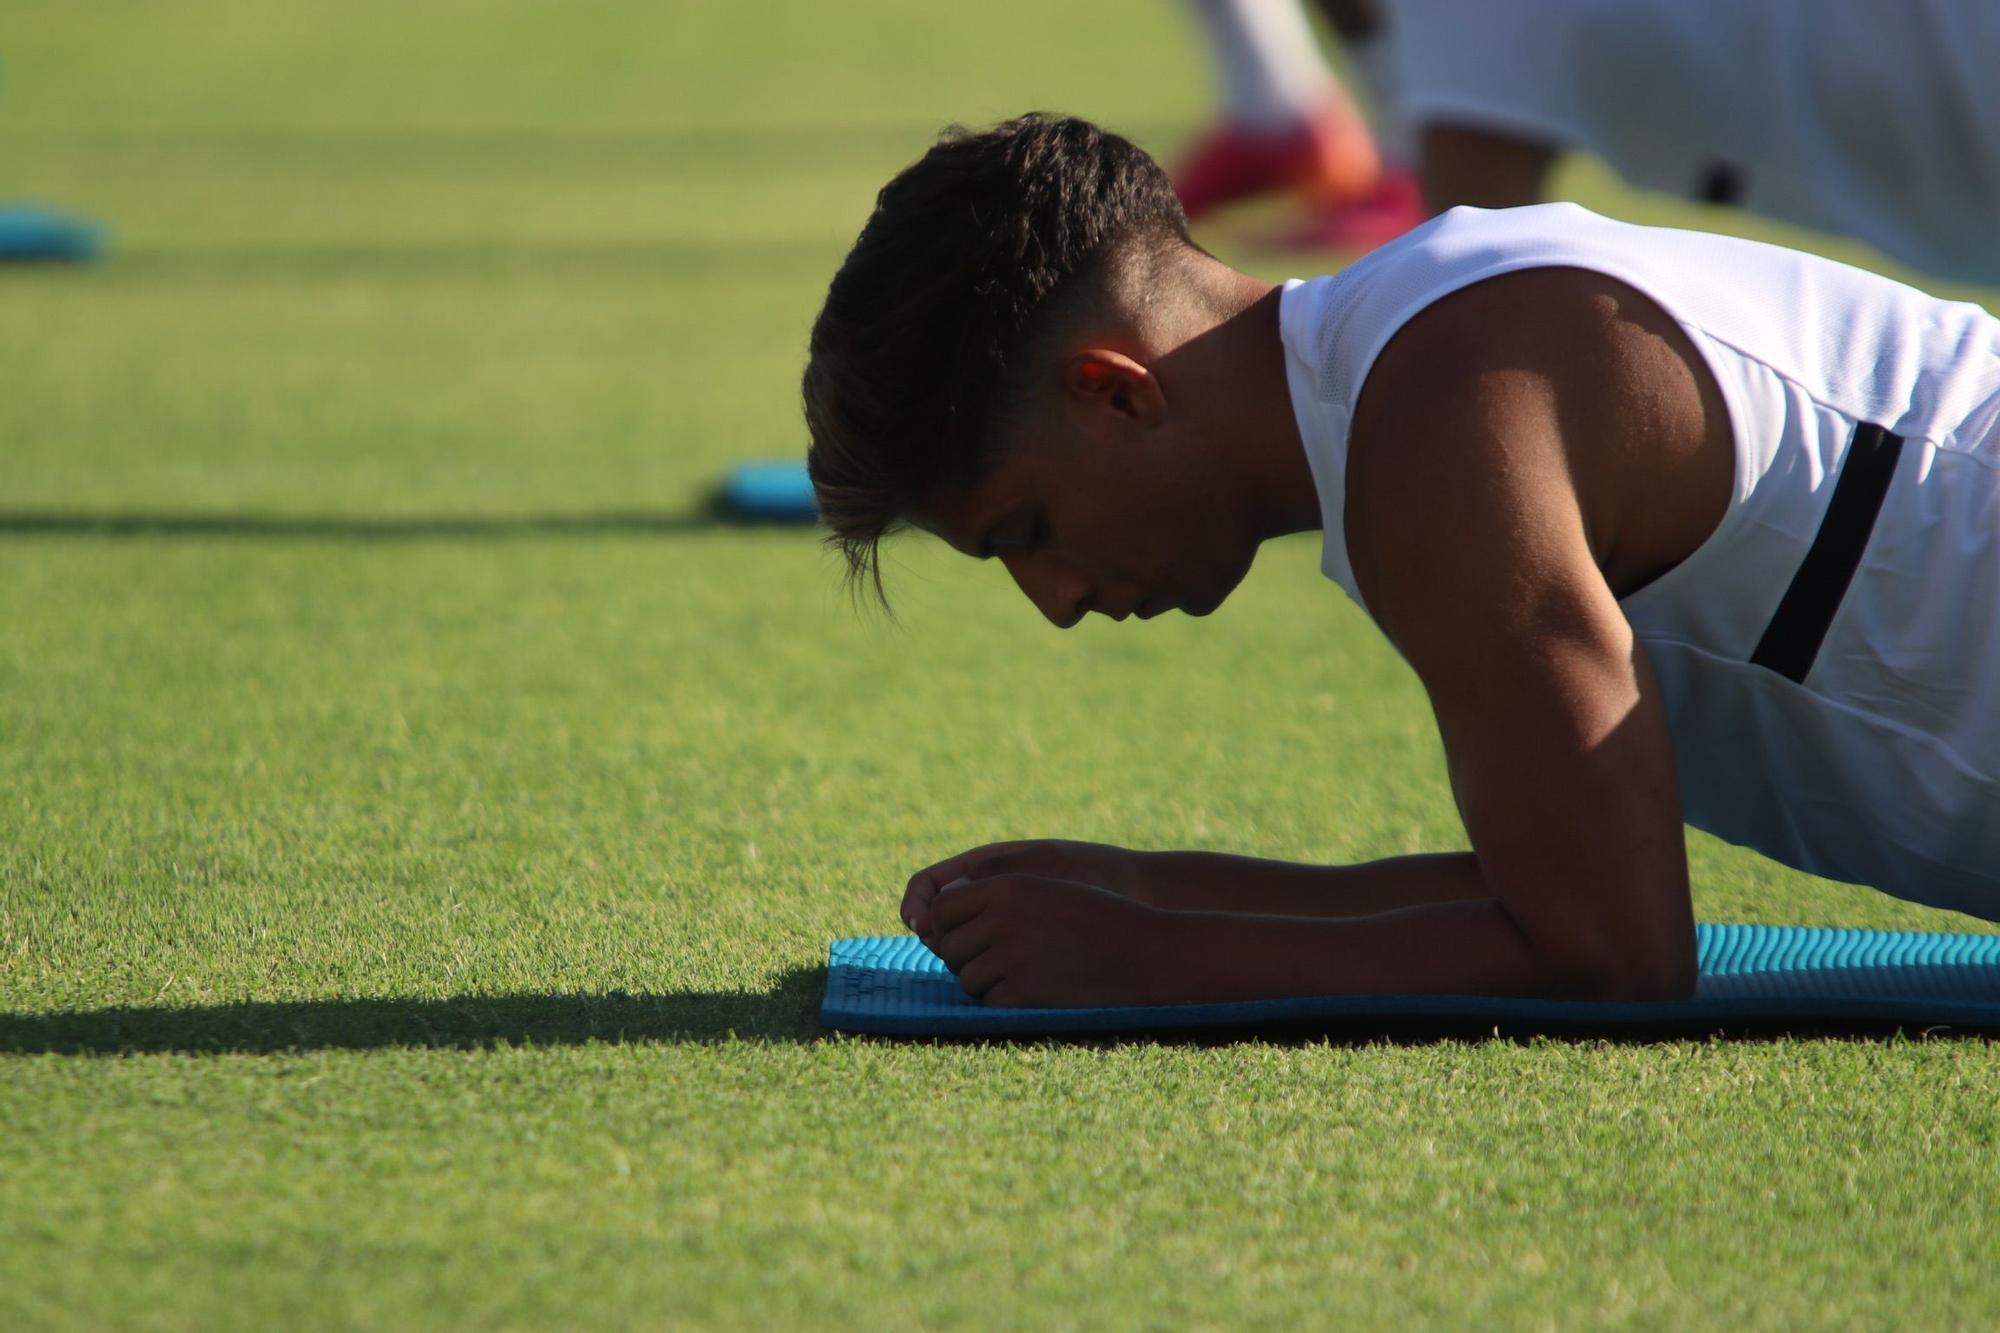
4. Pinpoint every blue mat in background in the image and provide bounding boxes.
[719,460,816,523]
[0,205,105,263]
[822,924,2000,1037]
